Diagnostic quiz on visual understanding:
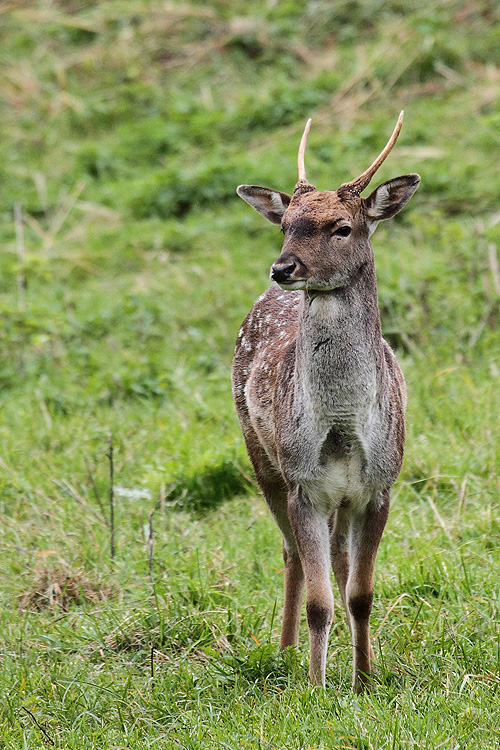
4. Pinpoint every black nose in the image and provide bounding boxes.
[271,261,296,283]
